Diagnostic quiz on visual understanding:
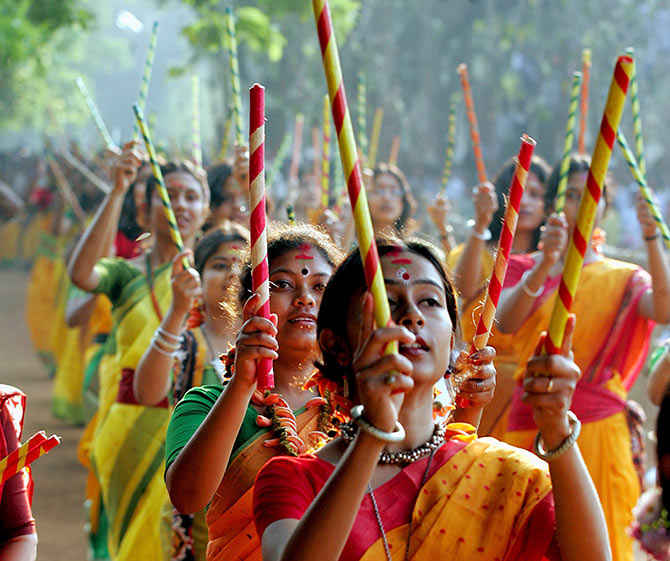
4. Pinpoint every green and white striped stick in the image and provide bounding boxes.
[625,47,646,179]
[192,75,203,168]
[219,105,233,160]
[617,130,670,249]
[132,103,189,267]
[224,7,244,145]
[75,77,118,152]
[267,131,293,191]
[357,71,368,159]
[133,21,159,140]
[554,71,583,213]
[440,93,458,195]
